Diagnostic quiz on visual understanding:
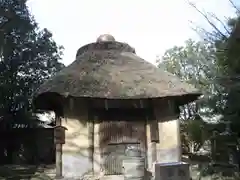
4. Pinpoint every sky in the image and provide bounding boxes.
[27,0,238,66]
